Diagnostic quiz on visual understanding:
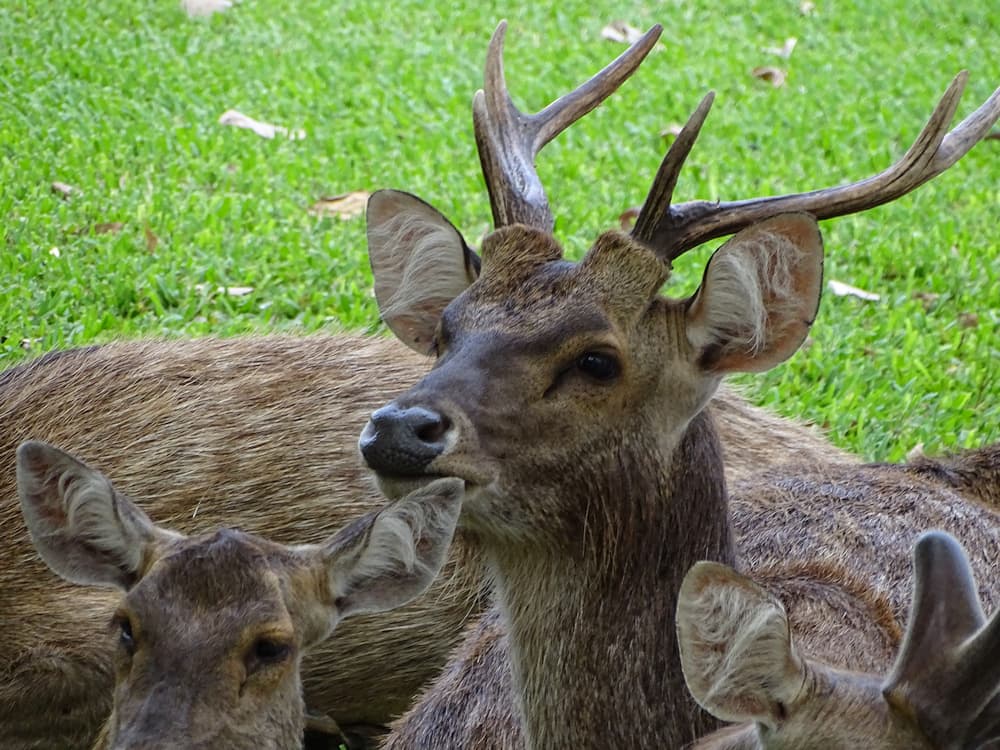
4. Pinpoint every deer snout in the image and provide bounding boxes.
[359,404,451,476]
